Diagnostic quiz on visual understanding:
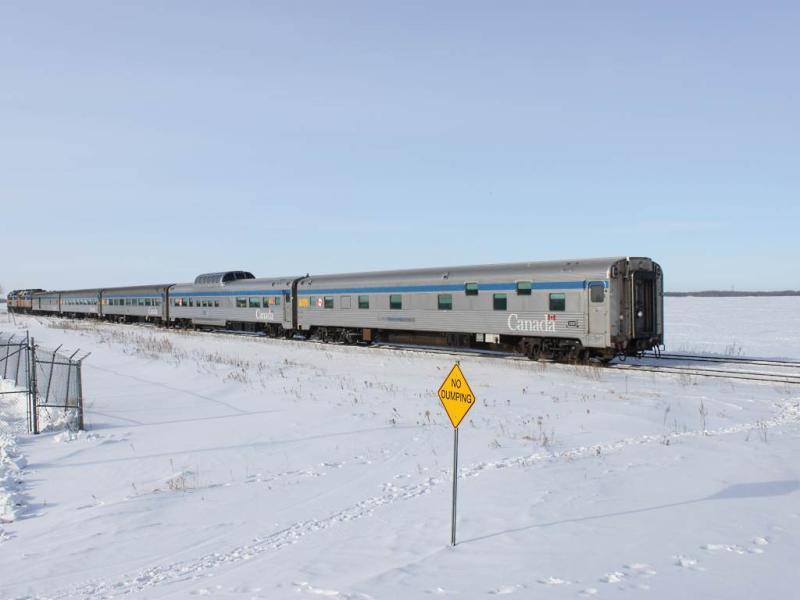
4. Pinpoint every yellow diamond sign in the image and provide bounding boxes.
[438,363,476,428]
